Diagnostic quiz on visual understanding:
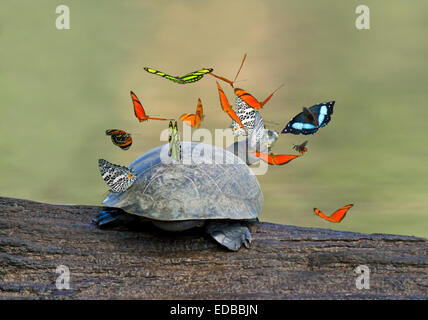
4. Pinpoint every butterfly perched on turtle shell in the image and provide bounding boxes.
[143,67,213,84]
[179,98,204,128]
[314,204,354,223]
[282,101,335,135]
[98,159,136,193]
[105,129,132,150]
[131,91,170,122]
[168,121,181,161]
